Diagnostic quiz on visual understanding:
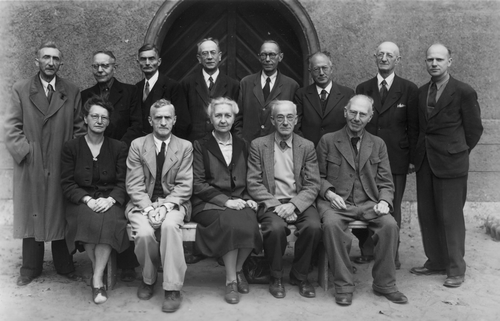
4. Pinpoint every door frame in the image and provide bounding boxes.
[143,0,320,86]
